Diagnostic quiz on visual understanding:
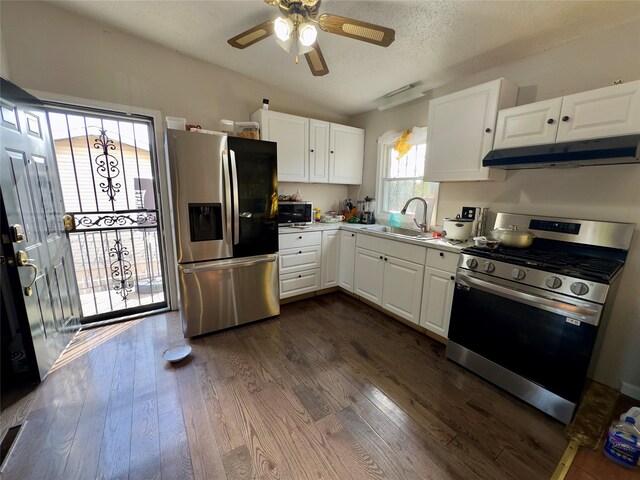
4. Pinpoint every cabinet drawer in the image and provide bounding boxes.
[279,231,321,249]
[279,246,321,274]
[426,248,459,272]
[280,269,320,299]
